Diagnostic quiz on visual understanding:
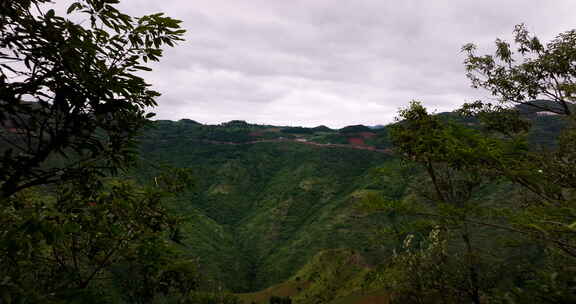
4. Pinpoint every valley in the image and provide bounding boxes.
[132,112,568,302]
[136,120,396,292]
